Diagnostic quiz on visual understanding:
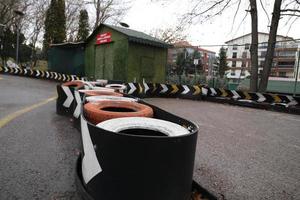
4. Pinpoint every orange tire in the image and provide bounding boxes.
[82,90,123,97]
[83,101,153,124]
[62,81,84,89]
